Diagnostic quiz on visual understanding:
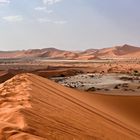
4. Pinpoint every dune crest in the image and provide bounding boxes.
[0,73,140,140]
[1,44,140,59]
